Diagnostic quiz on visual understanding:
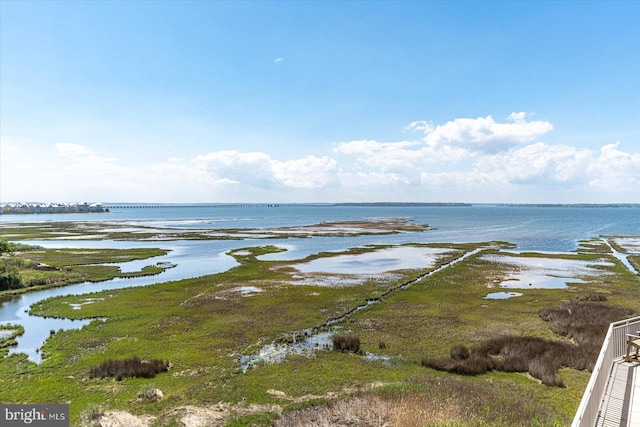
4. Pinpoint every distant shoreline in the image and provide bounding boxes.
[1,202,638,214]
